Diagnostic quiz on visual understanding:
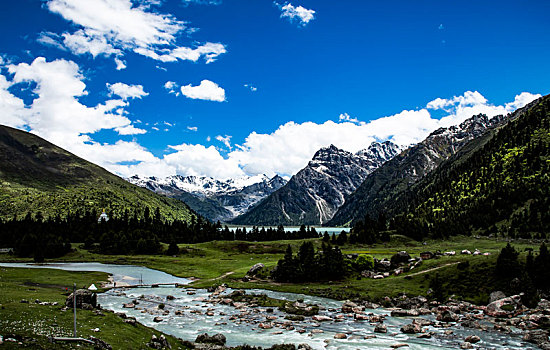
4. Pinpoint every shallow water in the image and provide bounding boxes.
[0,262,536,349]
